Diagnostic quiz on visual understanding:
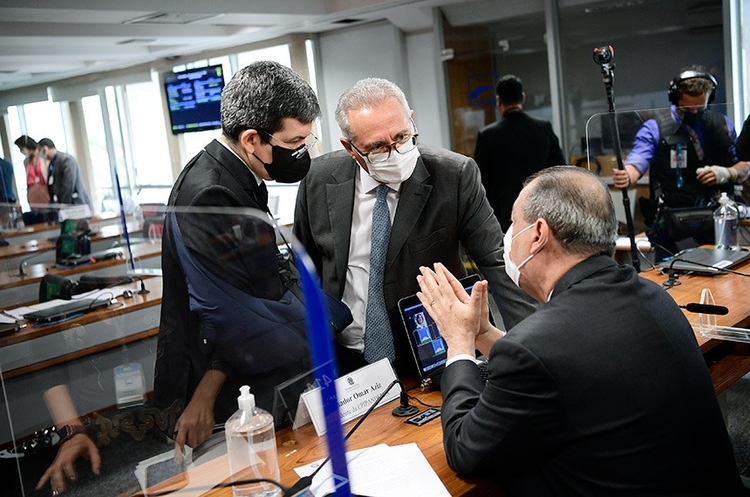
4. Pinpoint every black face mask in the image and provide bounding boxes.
[253,144,311,183]
[681,110,704,126]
